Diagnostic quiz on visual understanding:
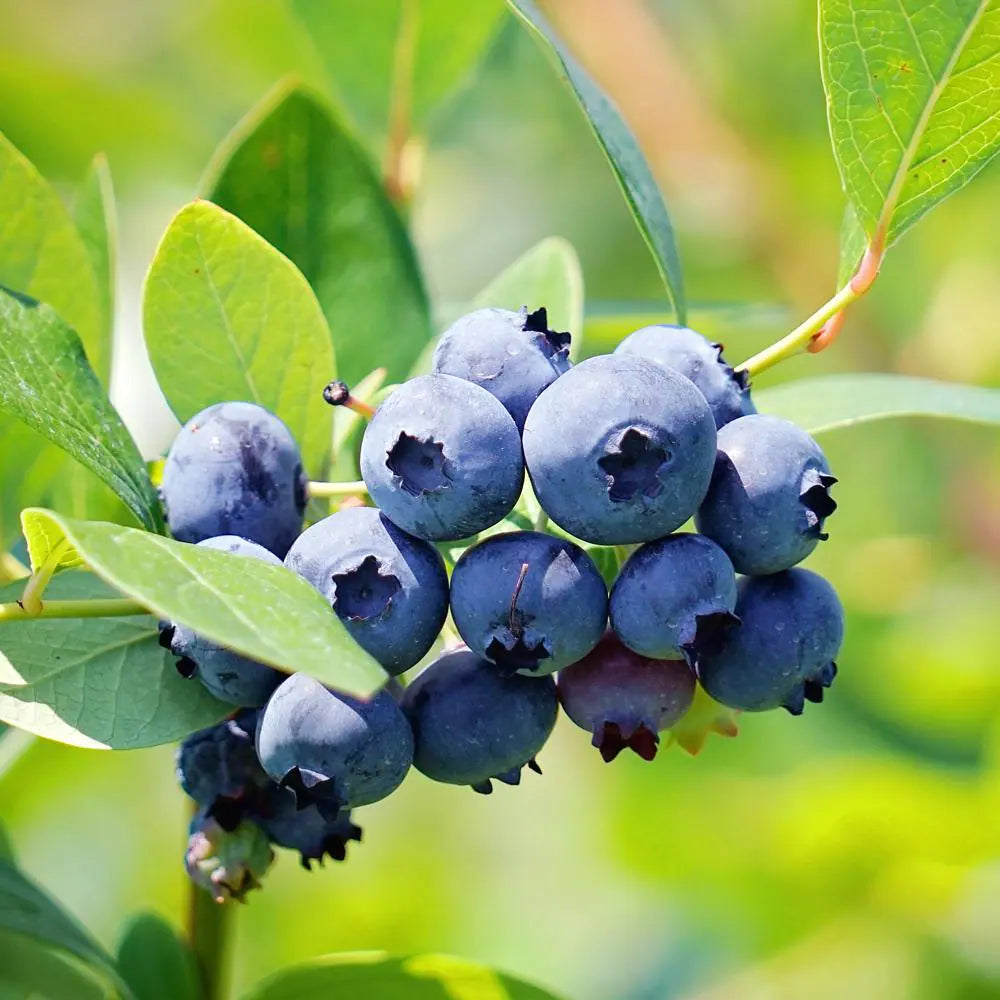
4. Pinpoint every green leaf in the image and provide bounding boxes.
[507,0,686,323]
[201,84,431,386]
[0,930,124,1000]
[821,0,1000,251]
[0,130,107,550]
[20,509,83,574]
[0,572,227,750]
[0,289,162,533]
[473,237,584,348]
[21,510,386,697]
[73,153,118,383]
[755,373,1000,435]
[0,130,103,373]
[143,199,335,476]
[837,201,868,288]
[0,858,127,994]
[240,952,564,1000]
[288,1,504,133]
[116,913,202,1000]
